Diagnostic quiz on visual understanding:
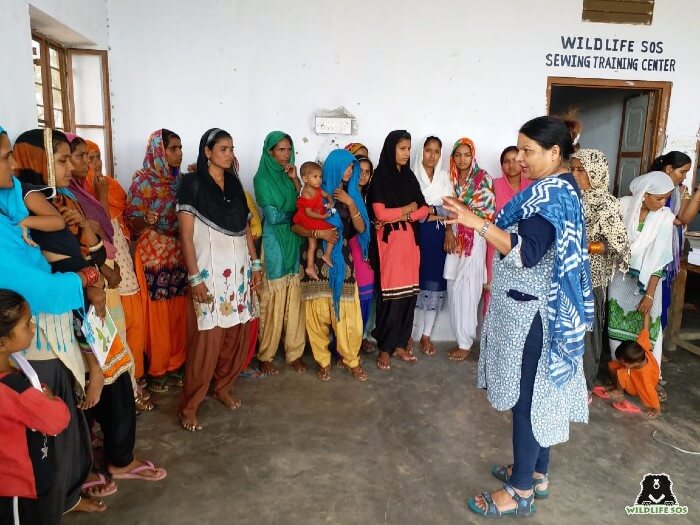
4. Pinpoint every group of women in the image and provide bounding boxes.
[0,112,697,520]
